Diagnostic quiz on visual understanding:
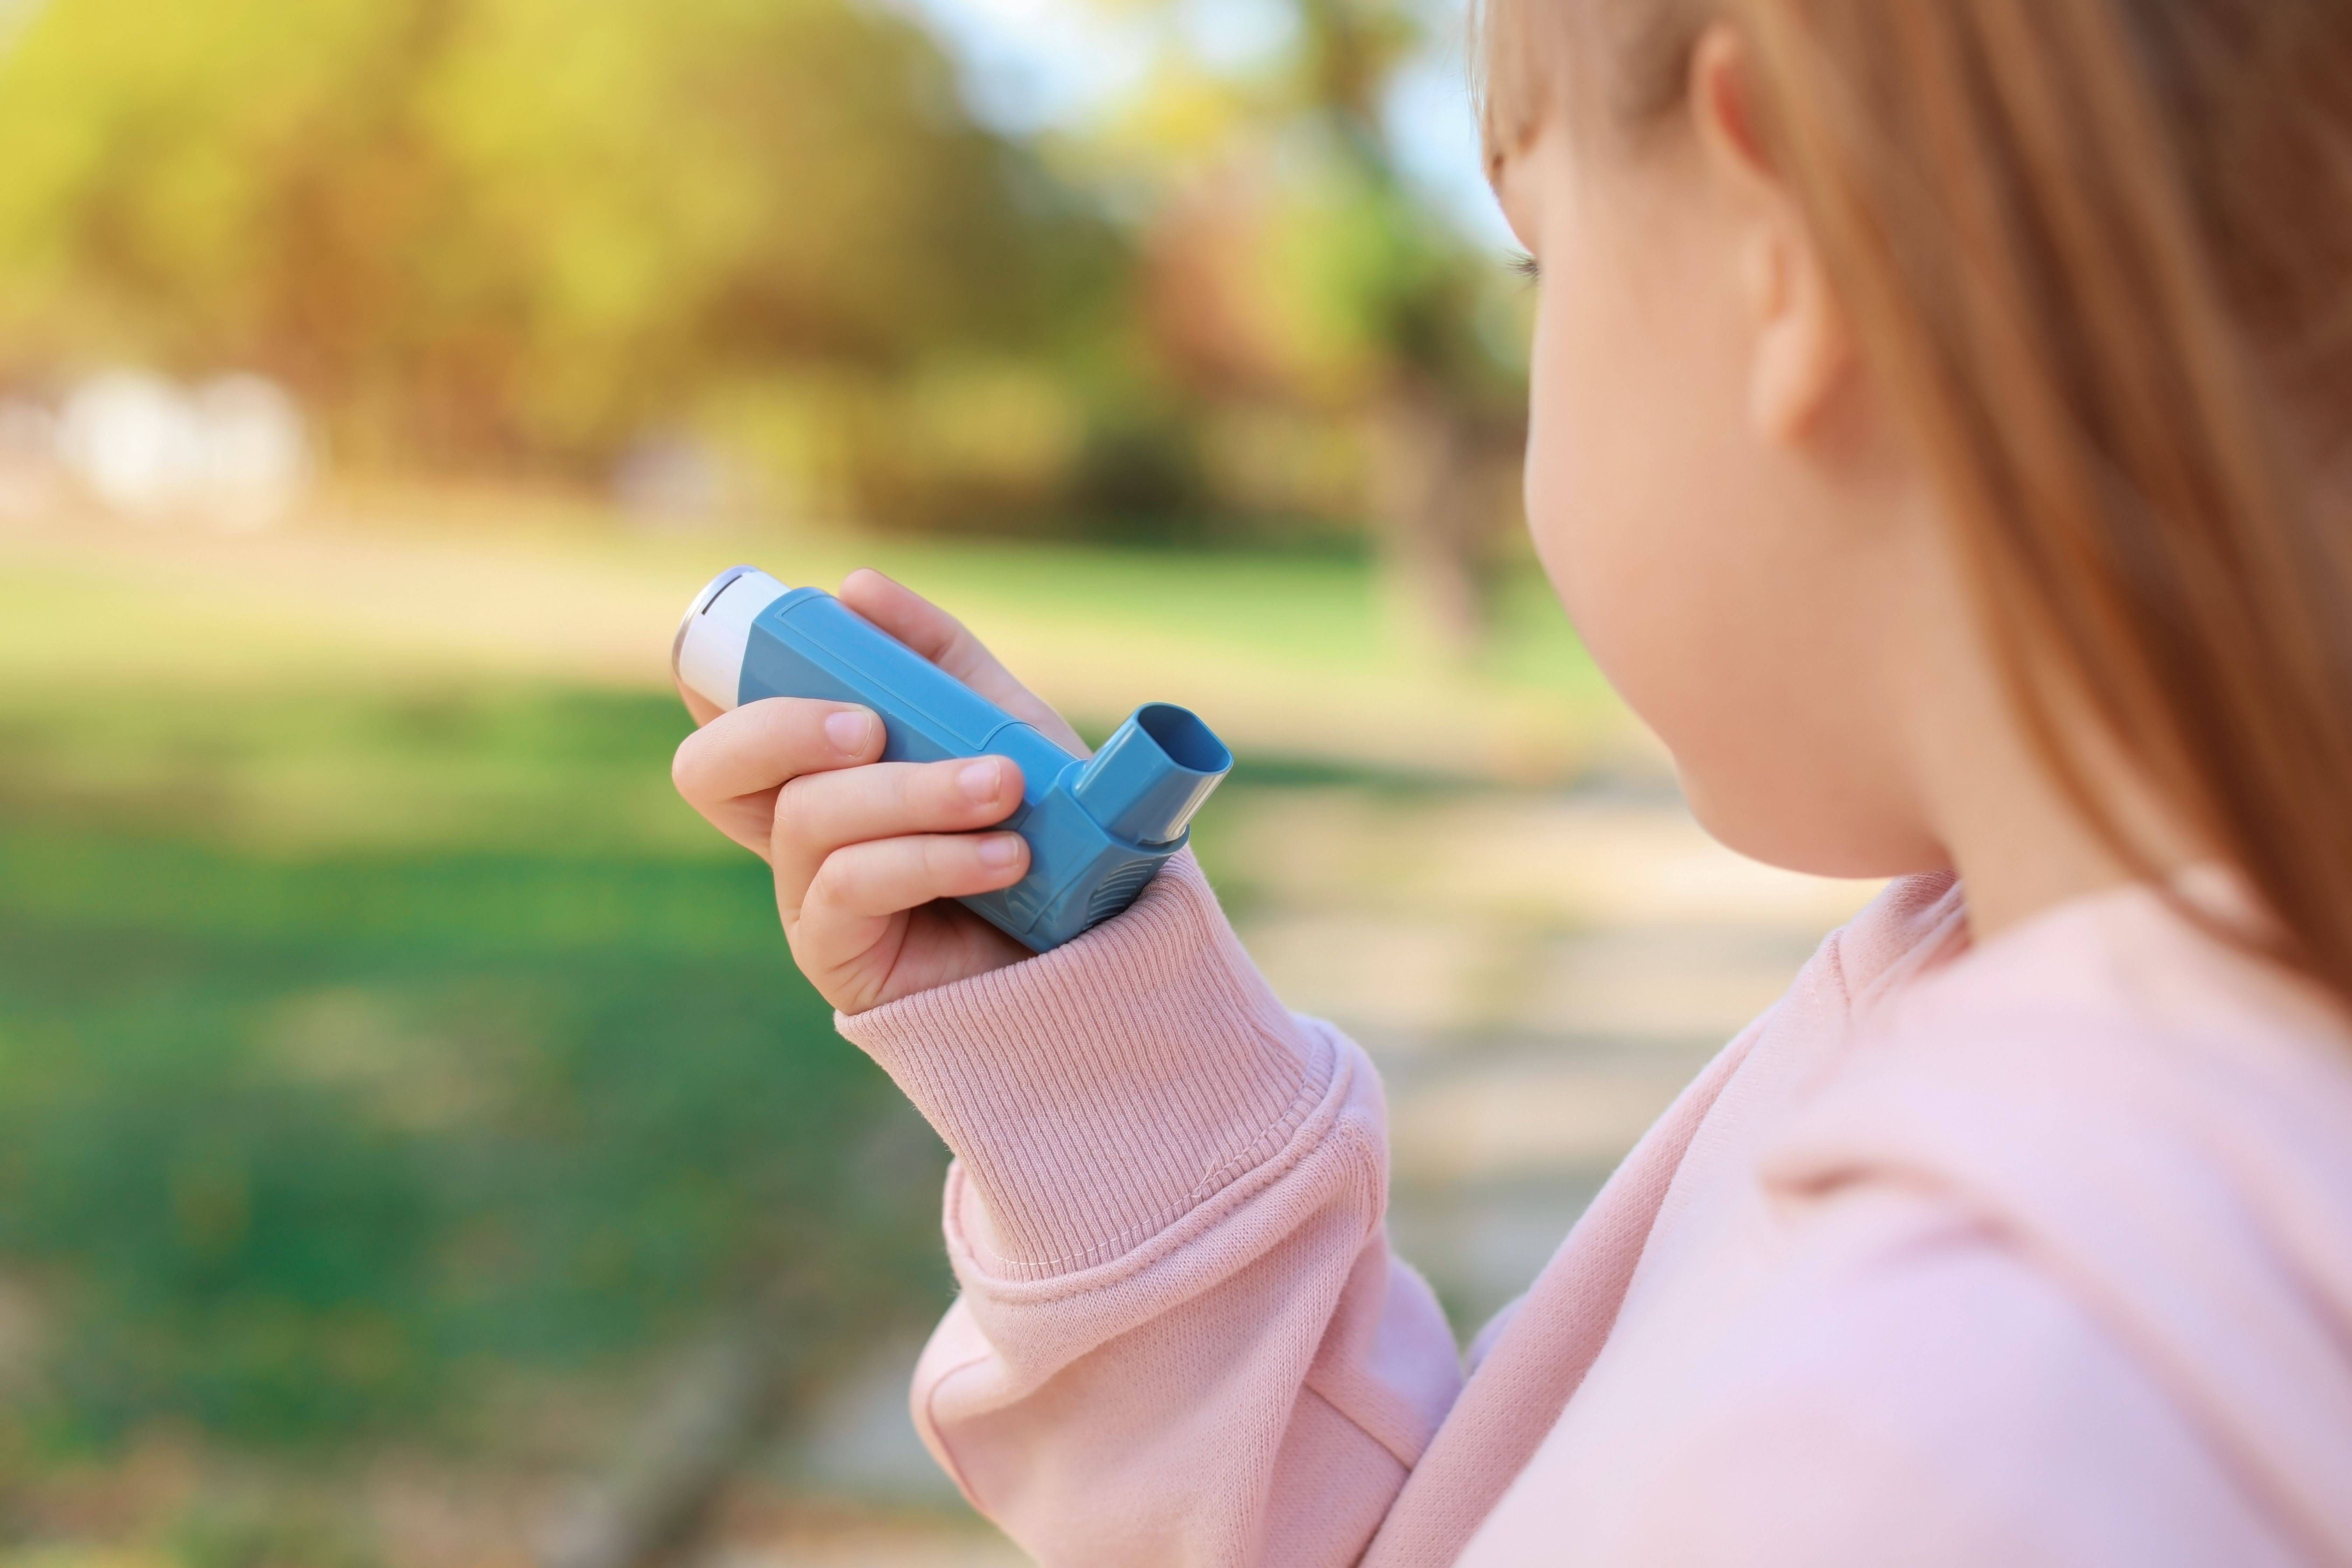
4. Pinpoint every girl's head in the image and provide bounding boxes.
[1480,0,2352,1000]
